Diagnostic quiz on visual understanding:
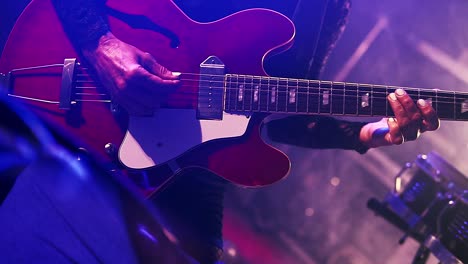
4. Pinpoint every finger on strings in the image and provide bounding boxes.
[395,89,420,118]
[138,69,180,94]
[417,99,440,132]
[389,90,420,140]
[141,52,180,80]
[388,92,409,126]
